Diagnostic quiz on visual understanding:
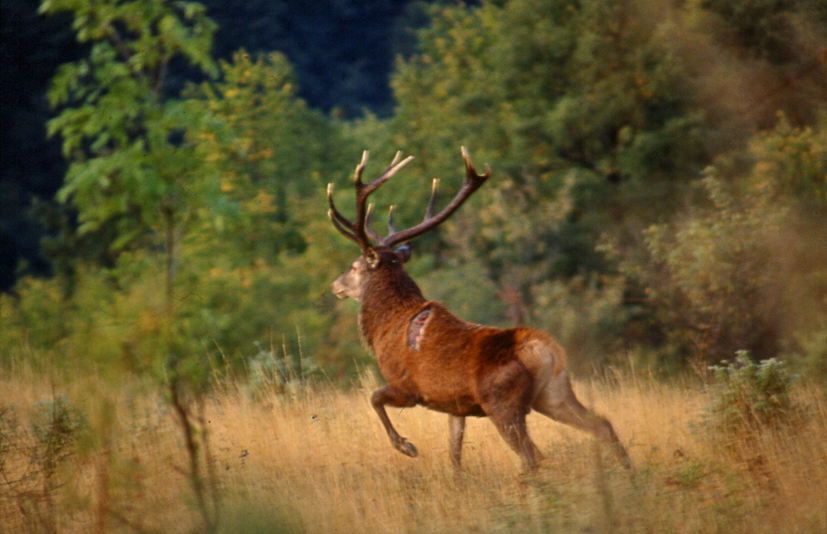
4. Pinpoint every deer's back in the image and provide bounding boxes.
[370,301,567,416]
